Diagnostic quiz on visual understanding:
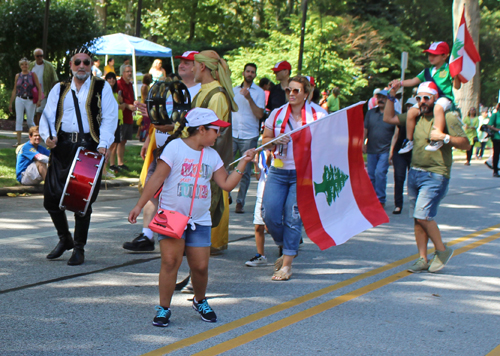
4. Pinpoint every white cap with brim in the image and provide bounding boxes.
[185,108,231,128]
[406,97,417,106]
